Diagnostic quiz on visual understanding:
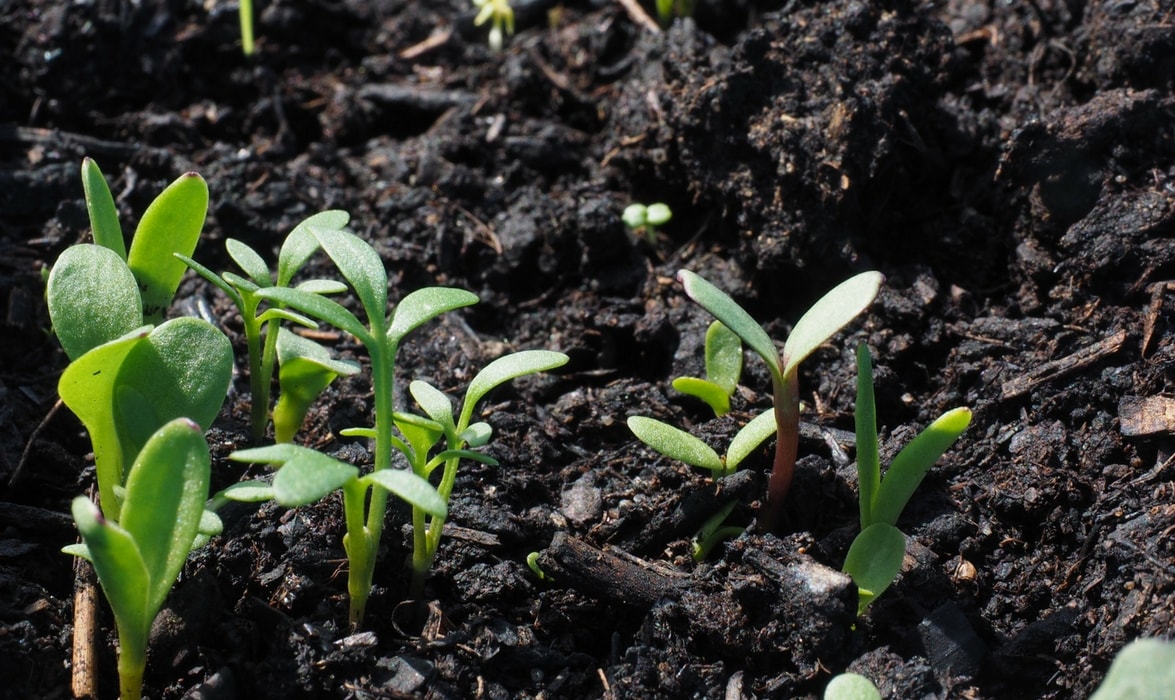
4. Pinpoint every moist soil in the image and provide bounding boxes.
[2,0,1175,698]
